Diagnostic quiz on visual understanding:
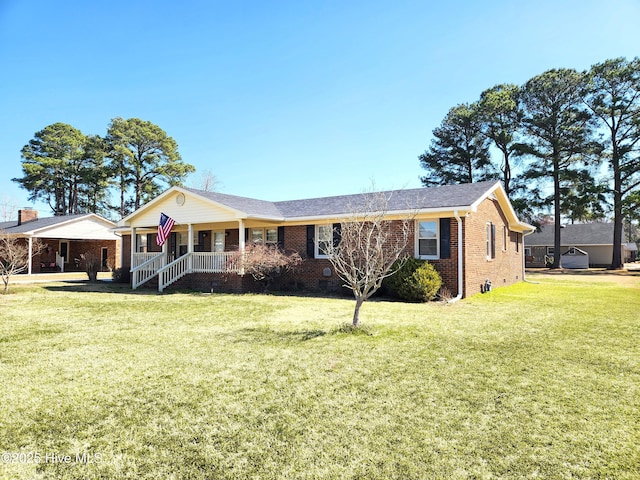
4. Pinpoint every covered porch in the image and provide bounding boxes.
[117,187,287,292]
[129,219,283,292]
